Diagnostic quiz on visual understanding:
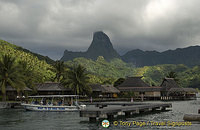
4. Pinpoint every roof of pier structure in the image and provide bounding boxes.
[89,84,104,92]
[160,78,179,91]
[90,84,120,93]
[116,77,161,92]
[117,77,150,88]
[167,87,198,94]
[160,78,197,94]
[5,86,32,91]
[101,85,120,93]
[35,82,71,91]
